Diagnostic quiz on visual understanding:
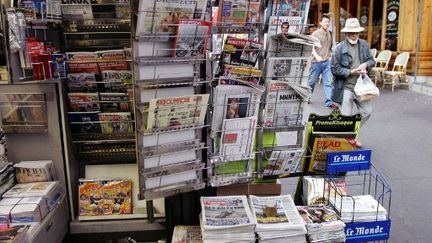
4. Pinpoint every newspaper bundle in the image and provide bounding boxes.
[297,206,346,243]
[249,195,307,242]
[330,195,388,223]
[14,160,55,184]
[200,195,256,243]
[263,81,304,127]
